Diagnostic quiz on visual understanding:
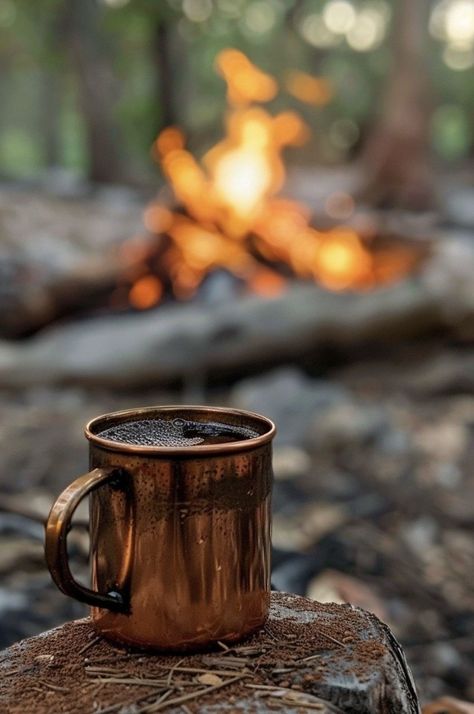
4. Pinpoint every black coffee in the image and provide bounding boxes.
[98,417,259,447]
